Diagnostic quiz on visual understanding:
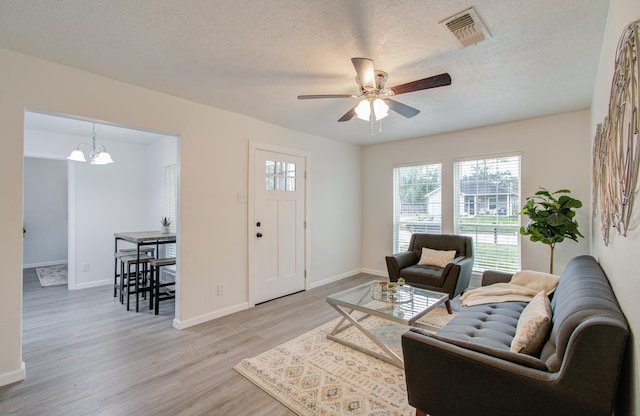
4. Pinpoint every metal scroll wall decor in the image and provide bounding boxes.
[593,20,640,246]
